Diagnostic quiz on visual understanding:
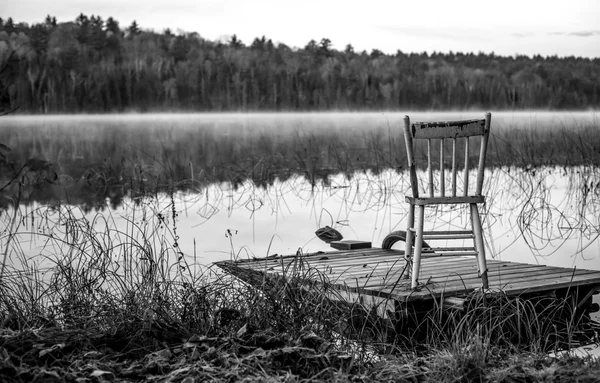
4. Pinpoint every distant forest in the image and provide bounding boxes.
[1,14,599,113]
